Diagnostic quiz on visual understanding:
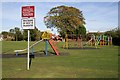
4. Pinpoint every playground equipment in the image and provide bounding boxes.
[85,34,112,47]
[63,34,68,49]
[97,34,112,46]
[63,34,83,49]
[14,40,43,54]
[14,31,59,56]
[83,34,98,48]
[108,36,112,45]
[63,33,112,49]
[41,31,59,56]
[48,39,59,55]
